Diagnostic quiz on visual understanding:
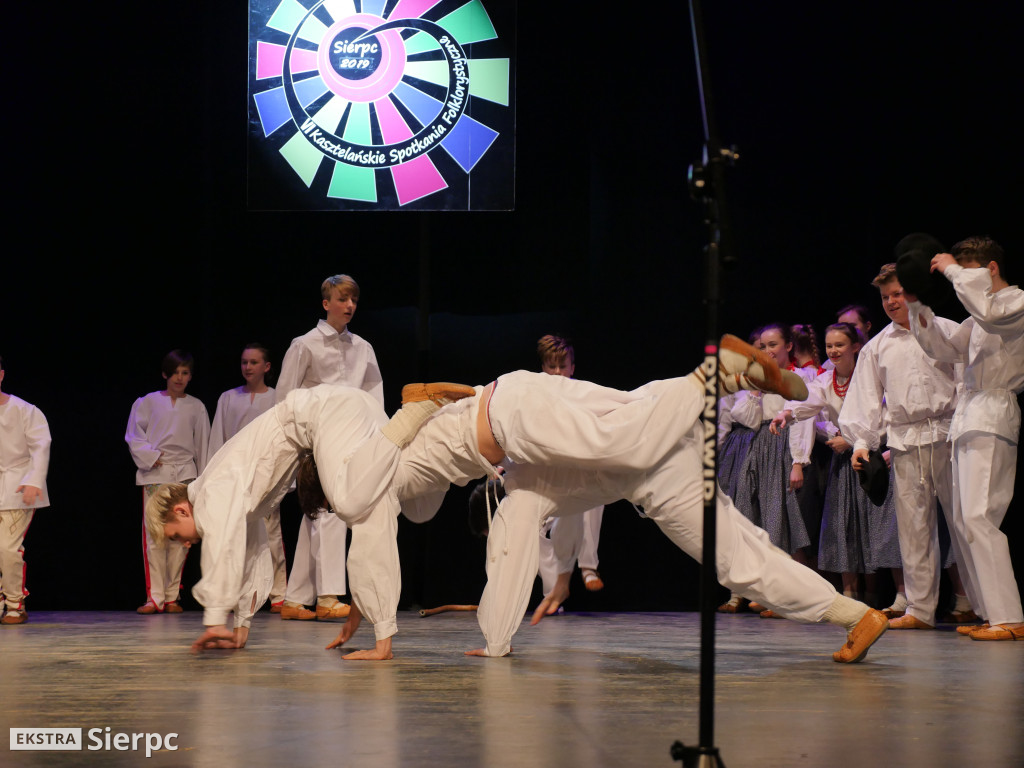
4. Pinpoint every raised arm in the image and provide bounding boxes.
[942,262,1024,337]
[907,301,972,364]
